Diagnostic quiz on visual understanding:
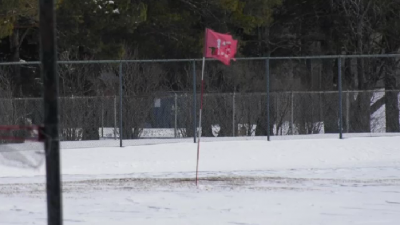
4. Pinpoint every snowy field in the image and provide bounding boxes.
[1,135,400,225]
